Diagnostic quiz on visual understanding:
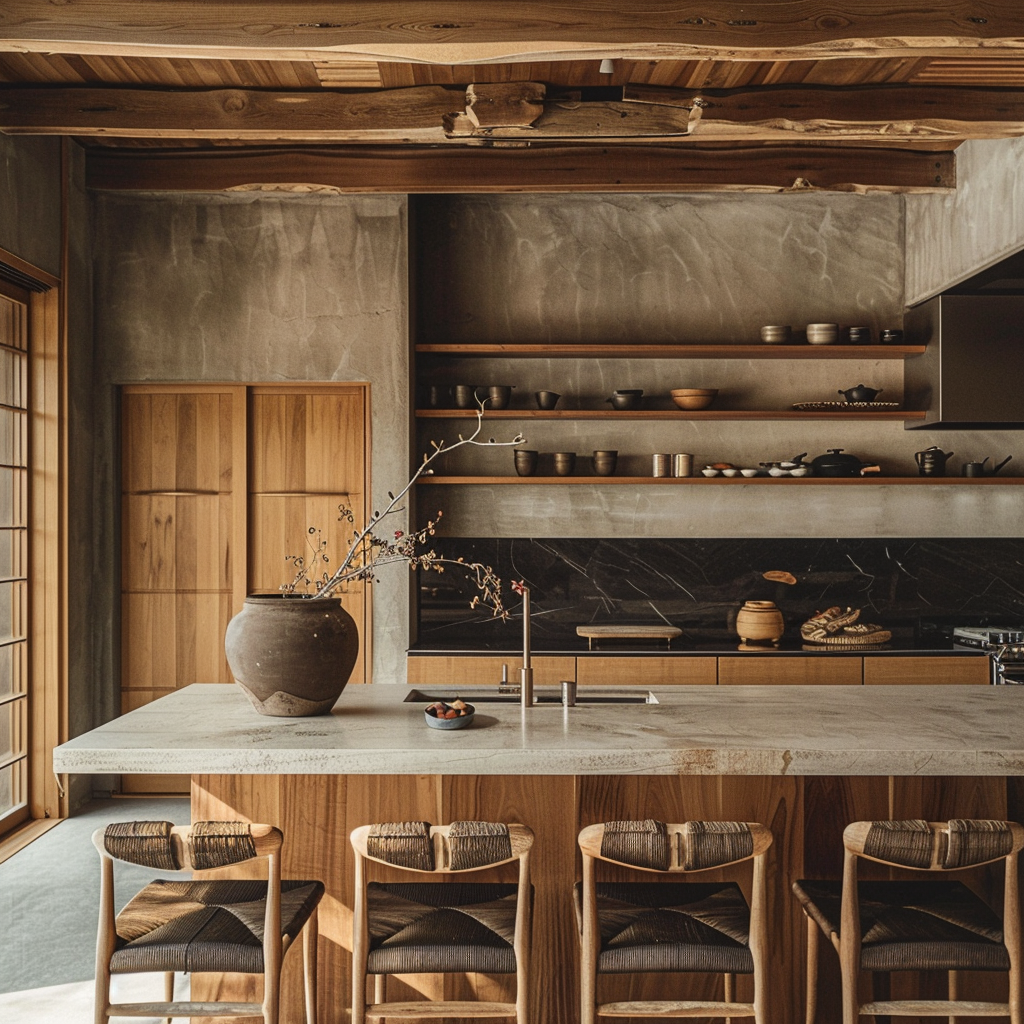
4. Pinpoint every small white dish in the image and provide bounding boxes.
[740,468,759,477]
[768,467,789,477]
[722,468,740,477]
[701,468,719,477]
[790,466,810,477]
